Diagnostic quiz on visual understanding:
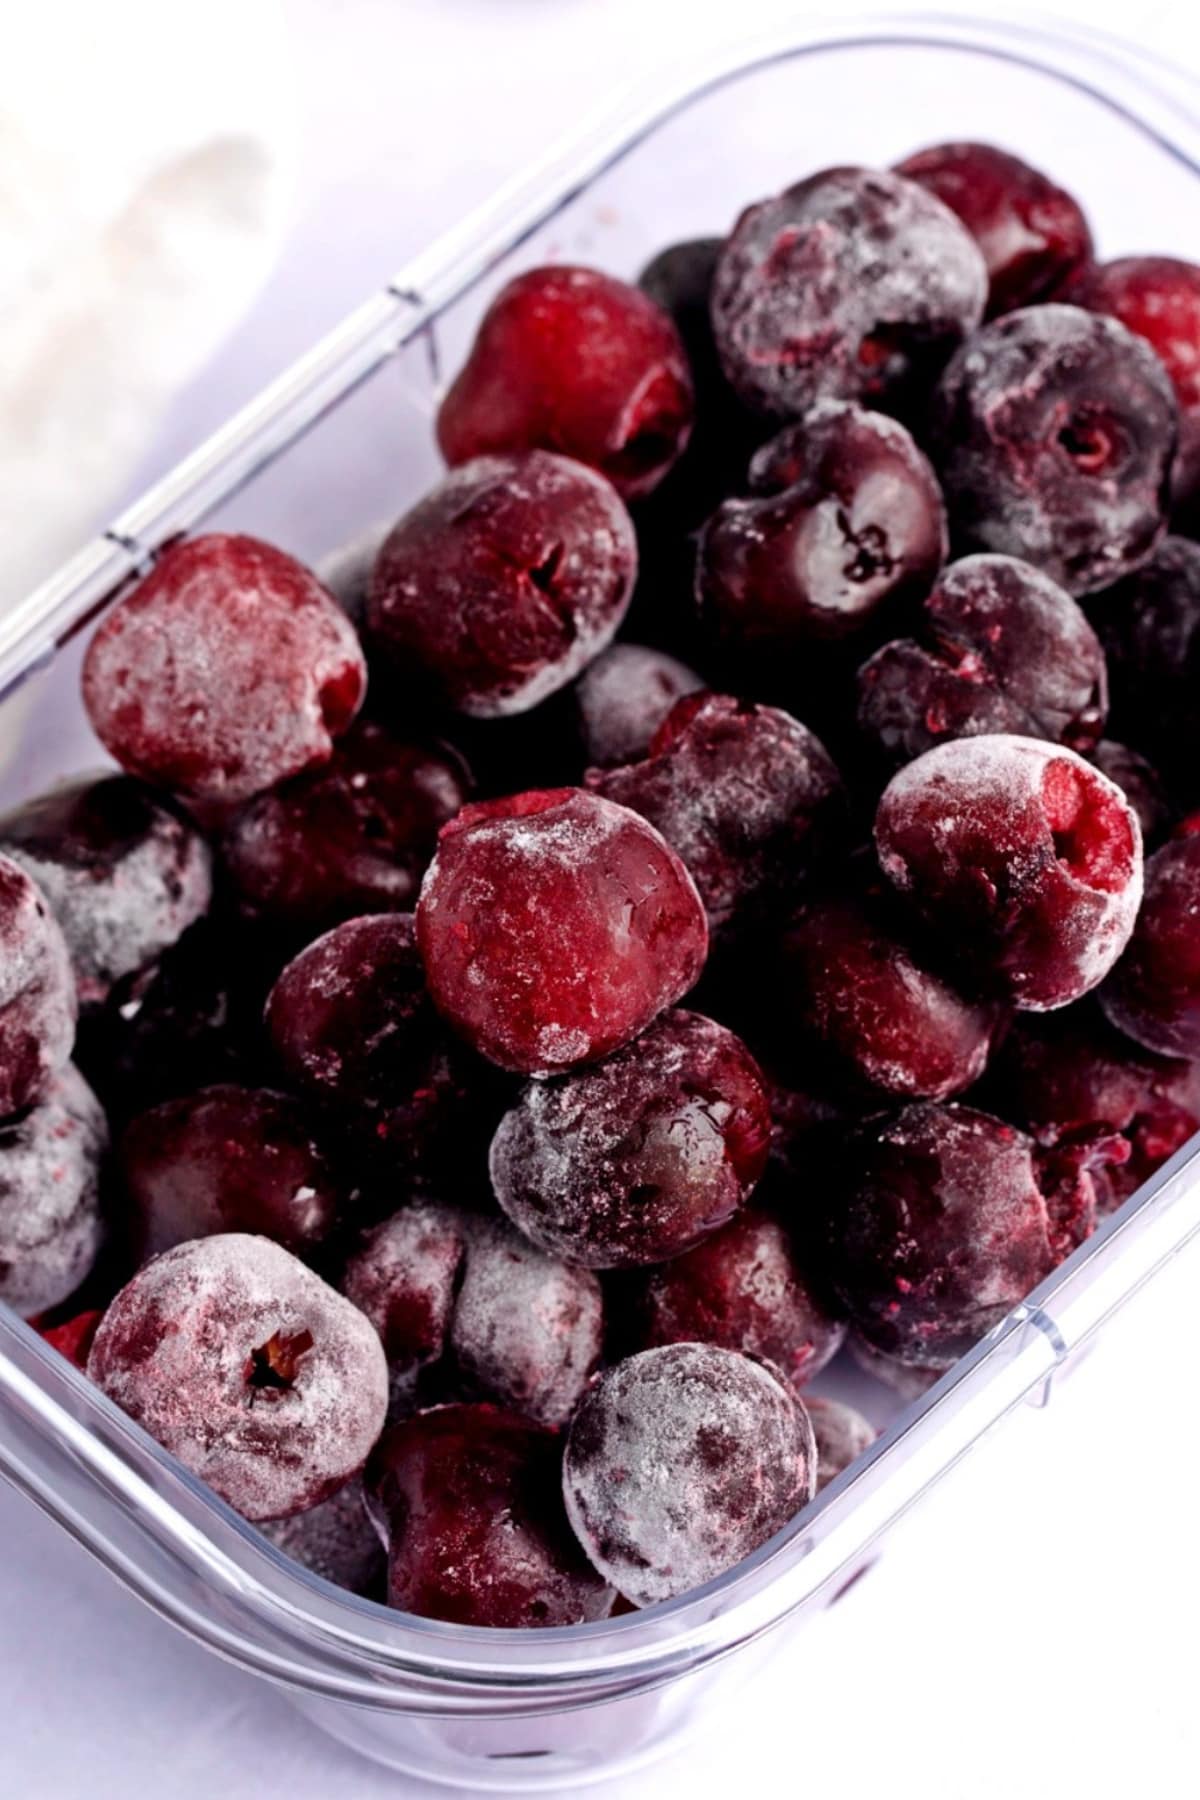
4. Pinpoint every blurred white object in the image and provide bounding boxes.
[0,1,292,609]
